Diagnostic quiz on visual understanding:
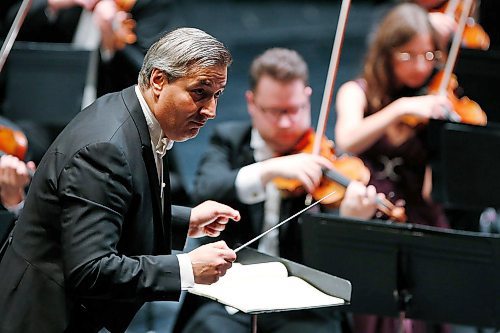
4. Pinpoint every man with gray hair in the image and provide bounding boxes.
[0,27,240,333]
